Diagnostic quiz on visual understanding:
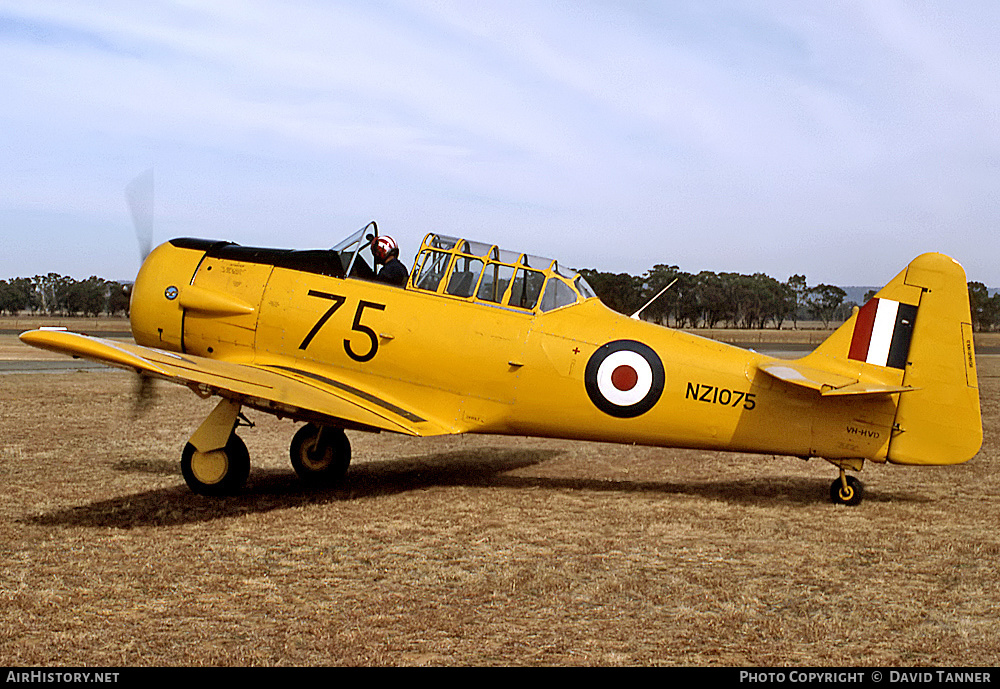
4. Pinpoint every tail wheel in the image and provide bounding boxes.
[830,475,864,506]
[181,433,250,496]
[290,424,351,484]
